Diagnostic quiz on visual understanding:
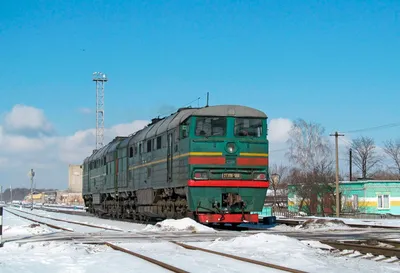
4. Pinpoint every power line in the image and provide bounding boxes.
[157,93,209,117]
[342,122,400,134]
[339,137,352,146]
[269,148,289,153]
